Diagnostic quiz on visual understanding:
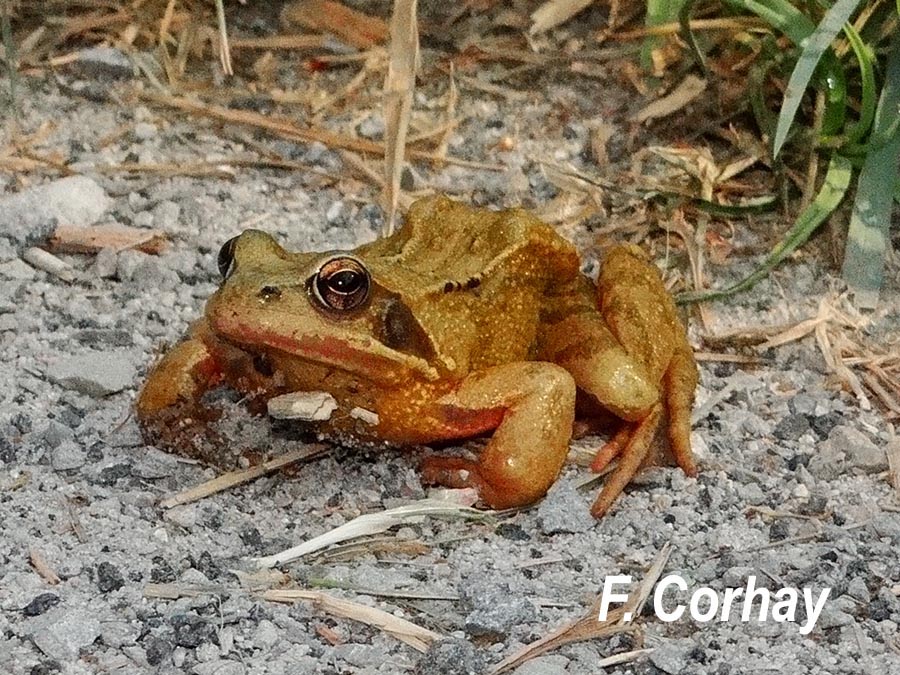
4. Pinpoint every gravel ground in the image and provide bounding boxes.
[2,3,900,675]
